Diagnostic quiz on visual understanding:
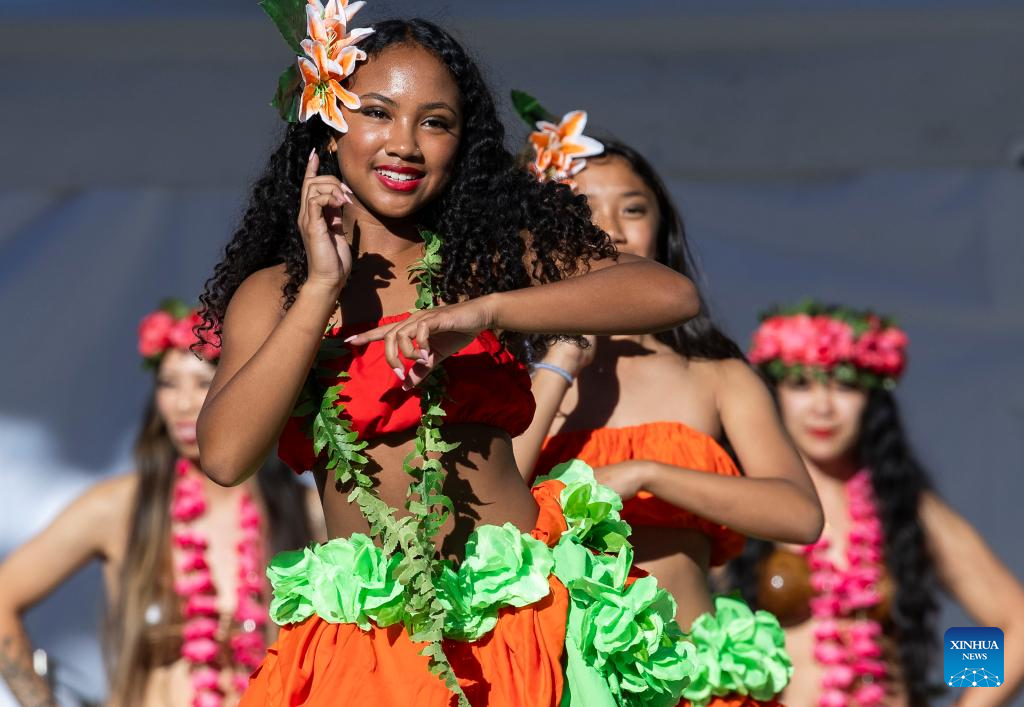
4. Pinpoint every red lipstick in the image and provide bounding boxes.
[807,427,836,440]
[374,164,425,193]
